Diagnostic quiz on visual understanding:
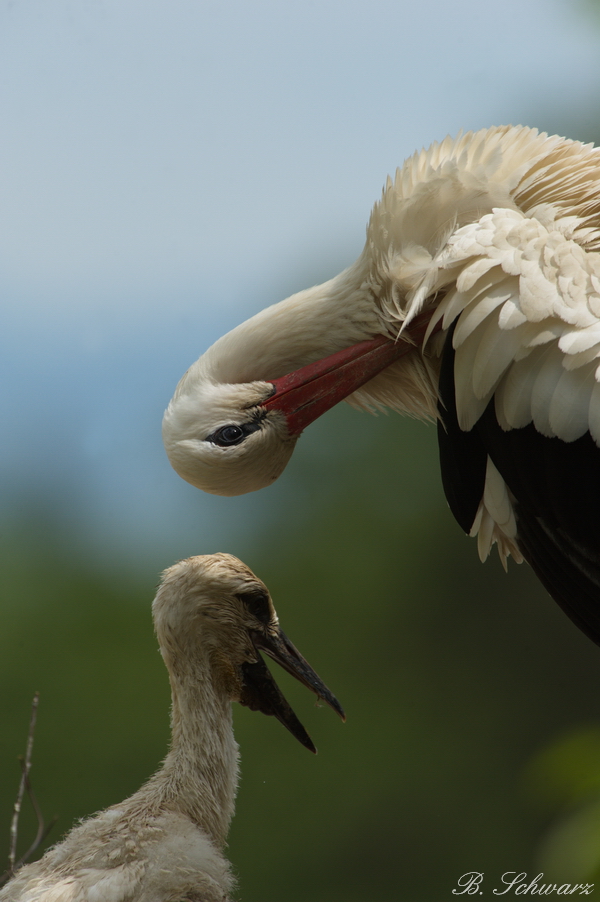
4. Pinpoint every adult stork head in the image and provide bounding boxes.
[162,305,432,496]
[162,371,299,497]
[163,255,439,497]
